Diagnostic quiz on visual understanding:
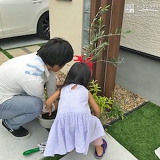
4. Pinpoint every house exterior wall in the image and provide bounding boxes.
[120,0,160,57]
[116,50,160,105]
[49,0,83,73]
[116,1,160,105]
[121,0,160,57]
